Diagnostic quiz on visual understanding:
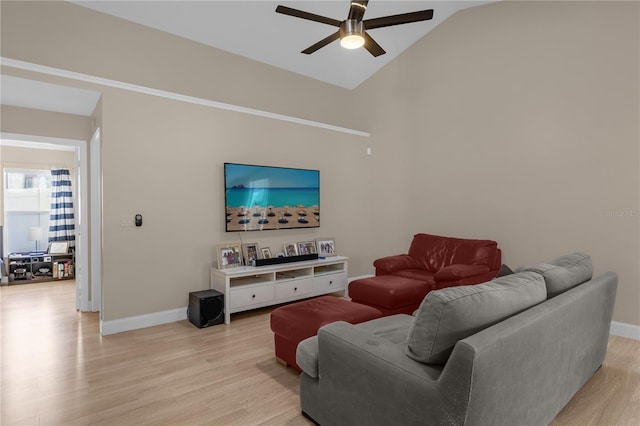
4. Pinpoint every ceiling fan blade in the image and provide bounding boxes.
[363,32,385,57]
[347,0,369,21]
[276,5,342,27]
[301,31,341,54]
[364,9,433,30]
